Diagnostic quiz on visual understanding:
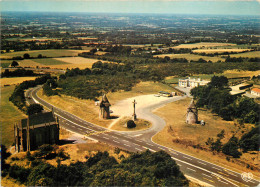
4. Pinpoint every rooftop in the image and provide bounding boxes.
[21,112,56,128]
